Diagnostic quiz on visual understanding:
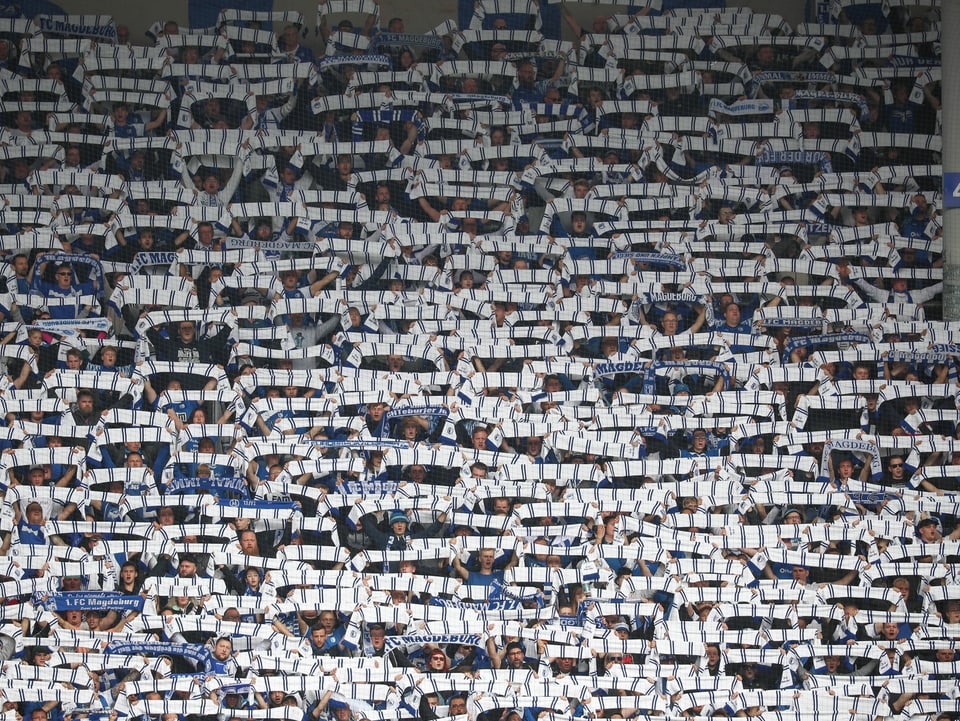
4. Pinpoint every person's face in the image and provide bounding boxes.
[449,698,467,715]
[320,611,336,631]
[178,323,195,341]
[571,215,587,234]
[213,638,232,660]
[337,155,353,175]
[492,498,510,515]
[555,657,575,672]
[368,403,385,421]
[838,460,854,479]
[125,453,143,468]
[892,580,910,600]
[157,508,175,525]
[478,550,495,569]
[919,523,940,542]
[880,623,898,640]
[724,304,741,325]
[408,465,426,481]
[507,646,525,667]
[203,175,220,194]
[25,504,44,523]
[944,605,960,624]
[12,255,27,277]
[385,354,404,372]
[245,569,260,588]
[55,267,72,288]
[718,207,735,223]
[121,565,136,583]
[824,656,840,672]
[791,566,809,583]
[77,394,94,414]
[311,627,327,646]
[66,354,82,370]
[888,458,905,478]
[101,349,117,366]
[472,430,488,450]
[706,646,720,664]
[934,648,954,663]
[239,532,258,553]
[178,560,197,578]
[517,63,535,86]
[429,652,447,669]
